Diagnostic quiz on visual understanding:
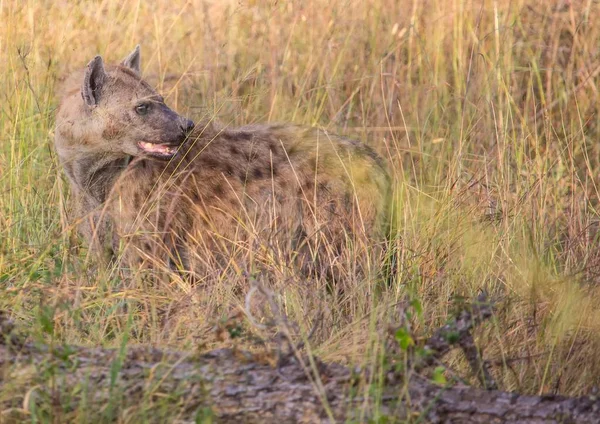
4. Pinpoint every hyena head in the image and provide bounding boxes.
[55,45,195,164]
